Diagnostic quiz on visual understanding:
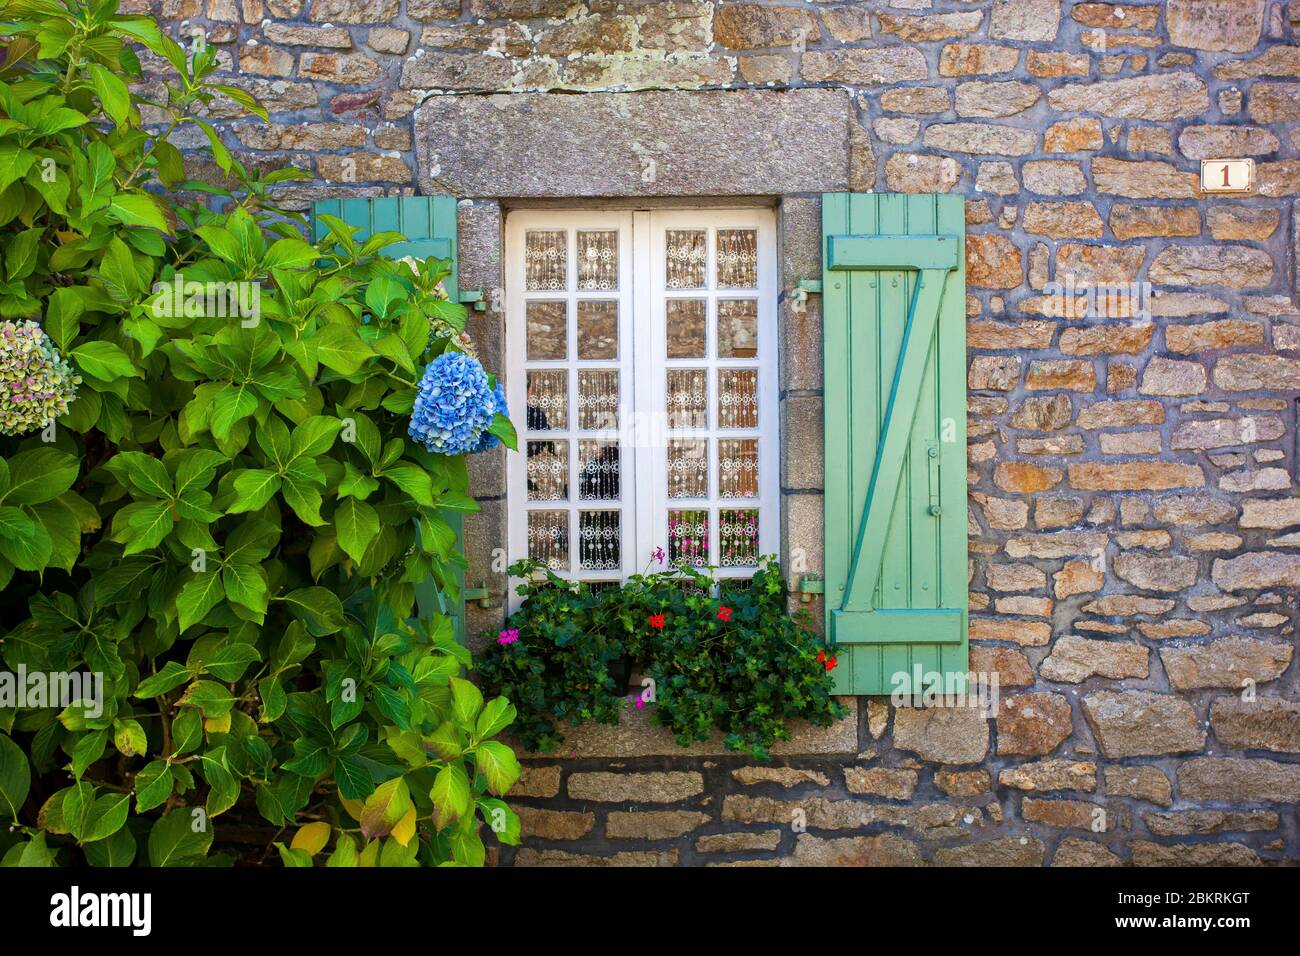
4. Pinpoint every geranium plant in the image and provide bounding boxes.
[478,559,845,759]
[0,0,521,867]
